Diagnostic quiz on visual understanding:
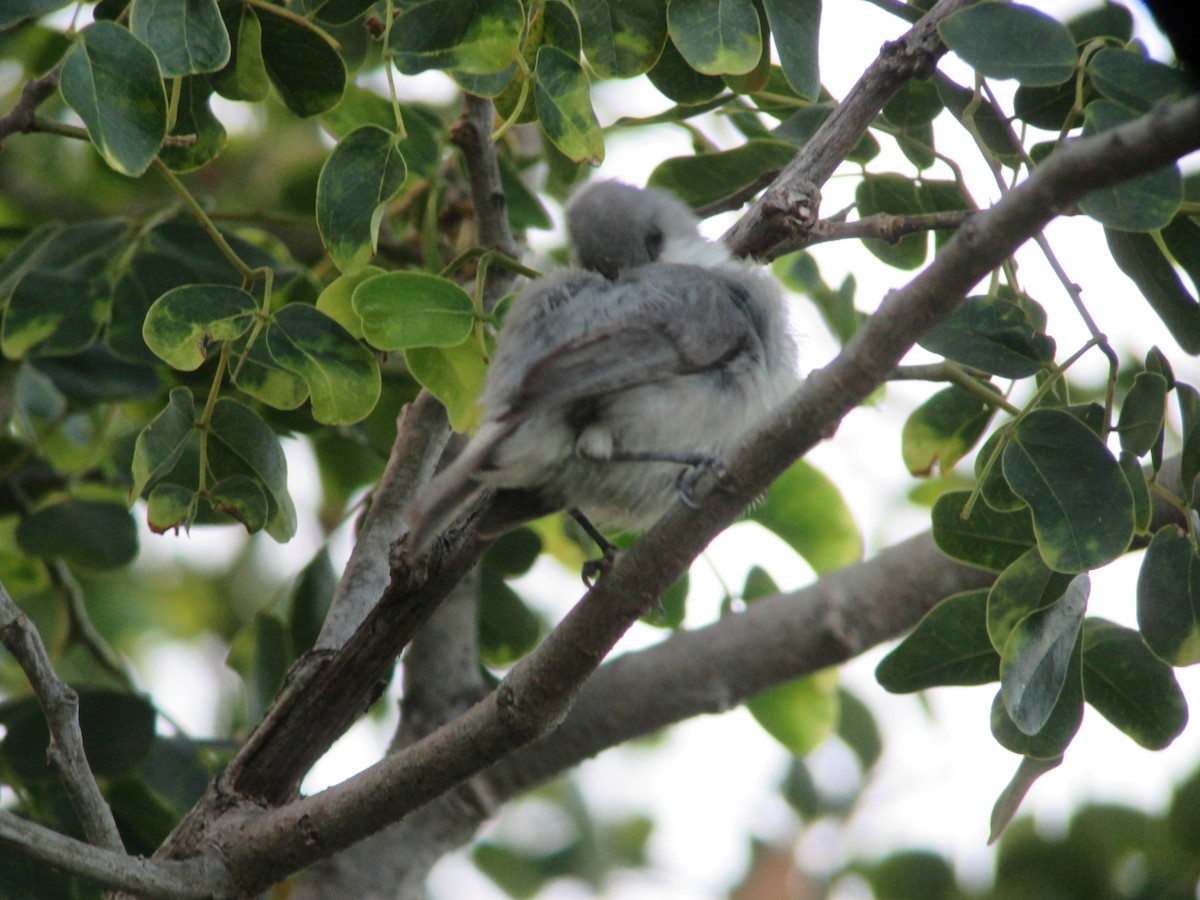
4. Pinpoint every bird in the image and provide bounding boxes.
[405,180,799,563]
